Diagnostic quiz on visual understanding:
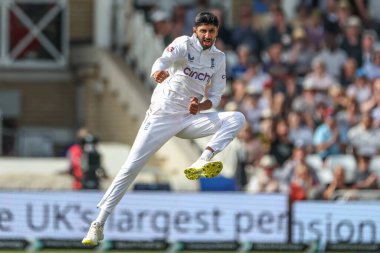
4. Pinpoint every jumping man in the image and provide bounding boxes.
[82,11,245,245]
